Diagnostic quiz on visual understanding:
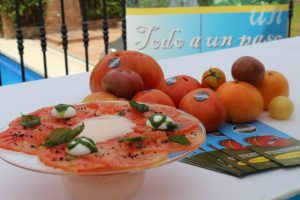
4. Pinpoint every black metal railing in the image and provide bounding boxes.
[102,0,109,55]
[80,0,90,72]
[0,0,295,86]
[288,0,294,37]
[38,0,48,79]
[15,0,25,82]
[0,0,127,86]
[60,0,69,75]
